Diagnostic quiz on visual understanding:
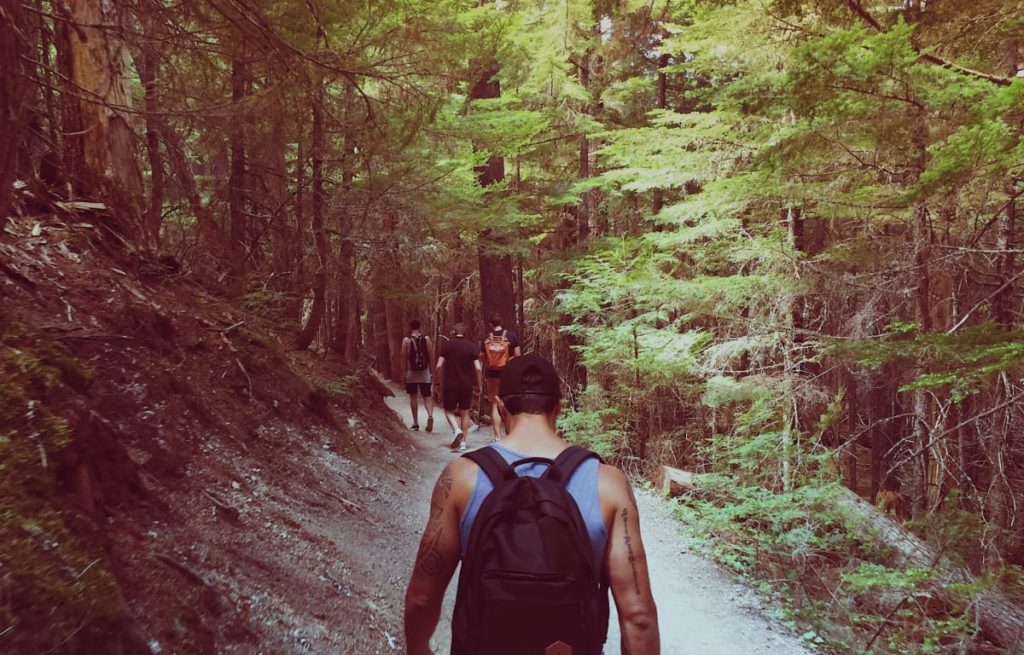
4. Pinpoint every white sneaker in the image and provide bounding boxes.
[458,441,467,452]
[449,431,463,451]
